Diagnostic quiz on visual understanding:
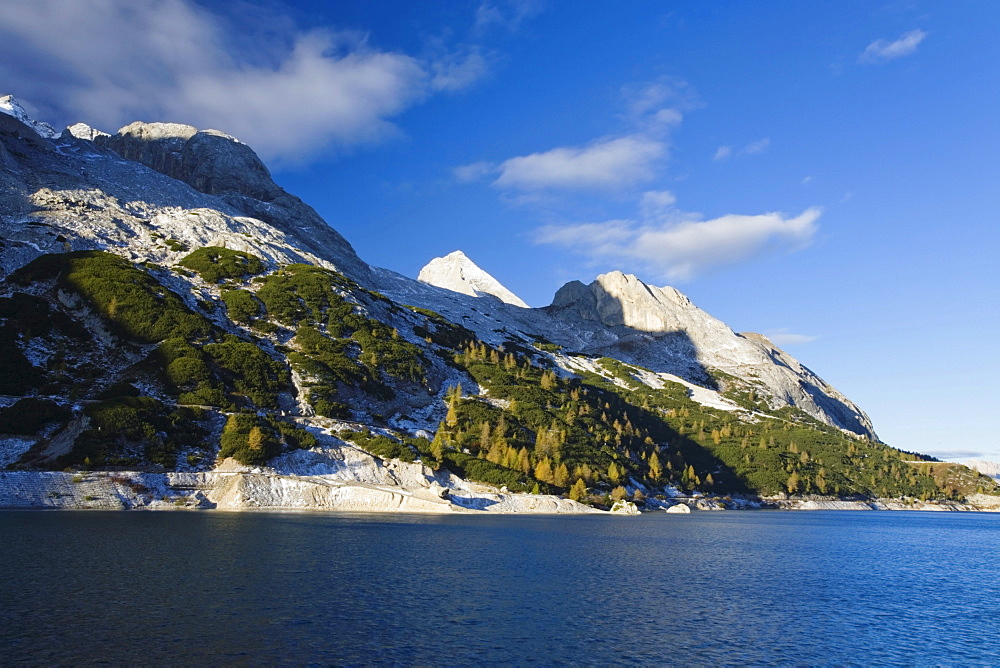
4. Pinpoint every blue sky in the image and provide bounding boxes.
[1,1,997,460]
